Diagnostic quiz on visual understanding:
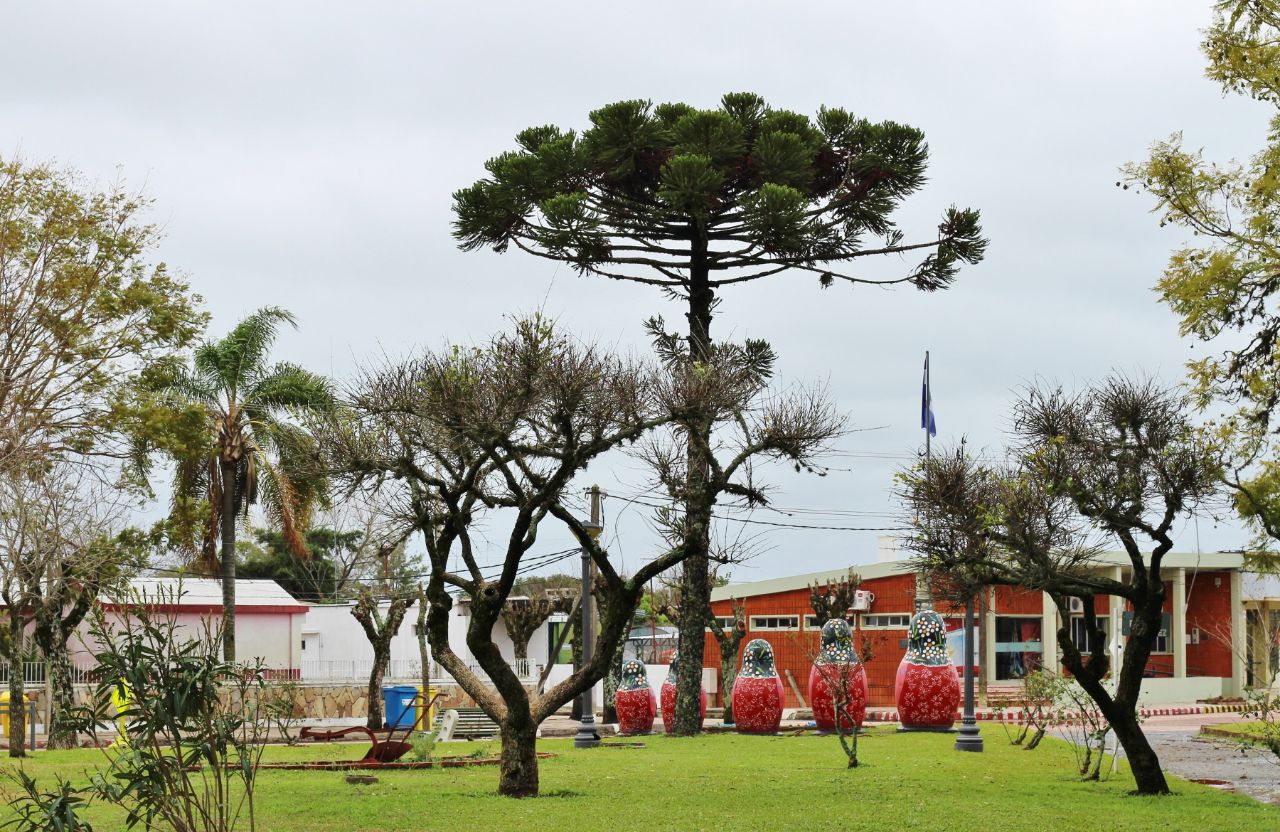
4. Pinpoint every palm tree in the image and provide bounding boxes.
[156,307,333,660]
